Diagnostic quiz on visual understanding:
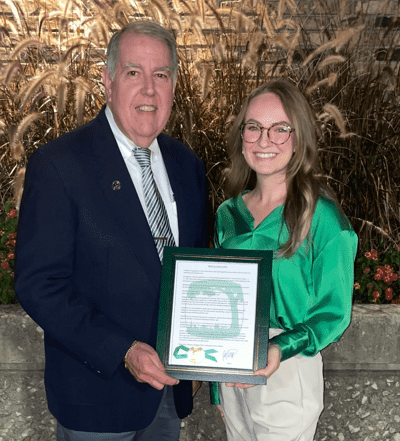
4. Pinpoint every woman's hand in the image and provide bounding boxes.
[225,343,282,389]
[216,404,225,422]
[254,343,281,379]
[192,380,202,397]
